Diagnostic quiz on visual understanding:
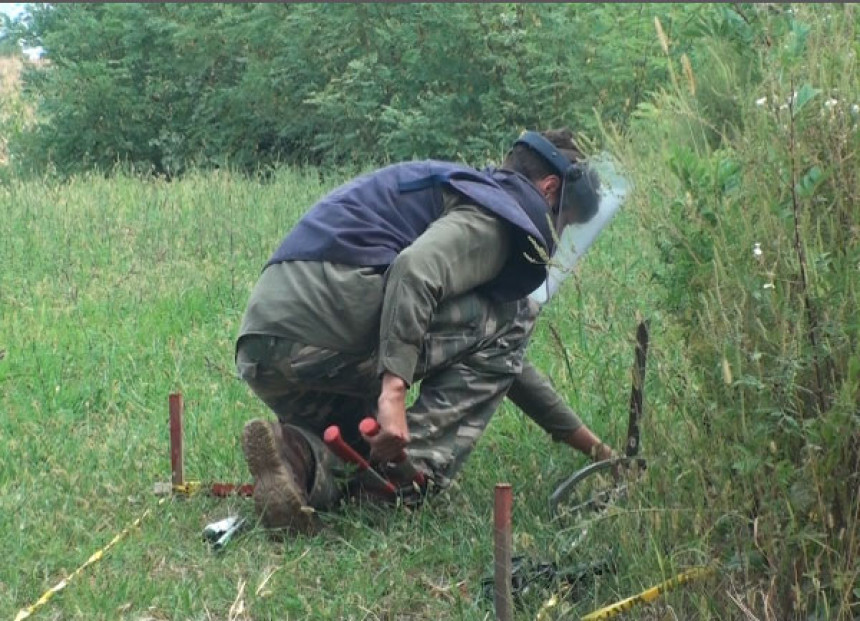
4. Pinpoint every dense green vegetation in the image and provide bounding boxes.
[1,3,857,620]
[5,3,689,175]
